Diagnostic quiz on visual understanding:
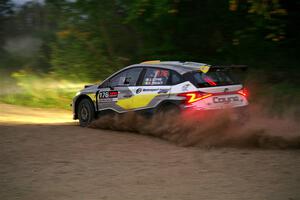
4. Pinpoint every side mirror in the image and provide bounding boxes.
[109,81,115,90]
